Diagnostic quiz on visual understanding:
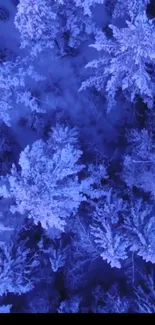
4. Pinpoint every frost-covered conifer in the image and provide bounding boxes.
[0,241,38,296]
[0,57,43,125]
[122,129,155,195]
[113,0,150,21]
[90,190,129,268]
[14,0,58,56]
[80,13,155,110]
[0,125,104,231]
[124,200,155,263]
